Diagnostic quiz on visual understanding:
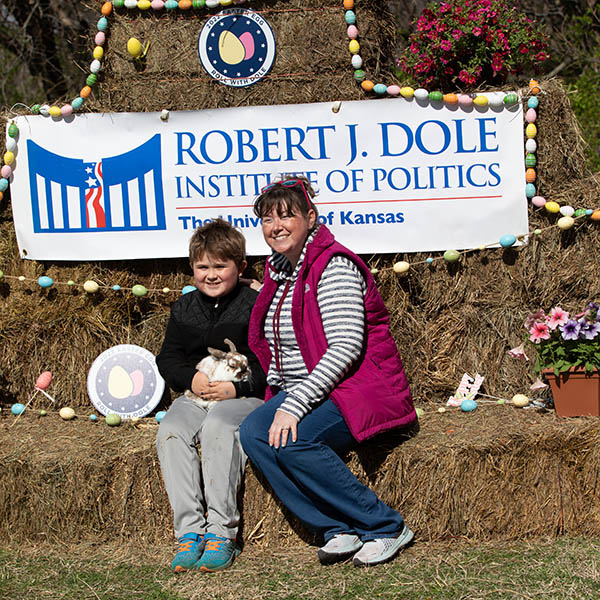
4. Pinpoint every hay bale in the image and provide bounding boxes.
[1,408,600,546]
